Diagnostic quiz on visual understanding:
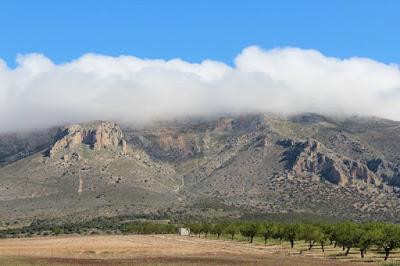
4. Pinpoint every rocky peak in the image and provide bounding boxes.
[281,138,381,187]
[49,122,127,158]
